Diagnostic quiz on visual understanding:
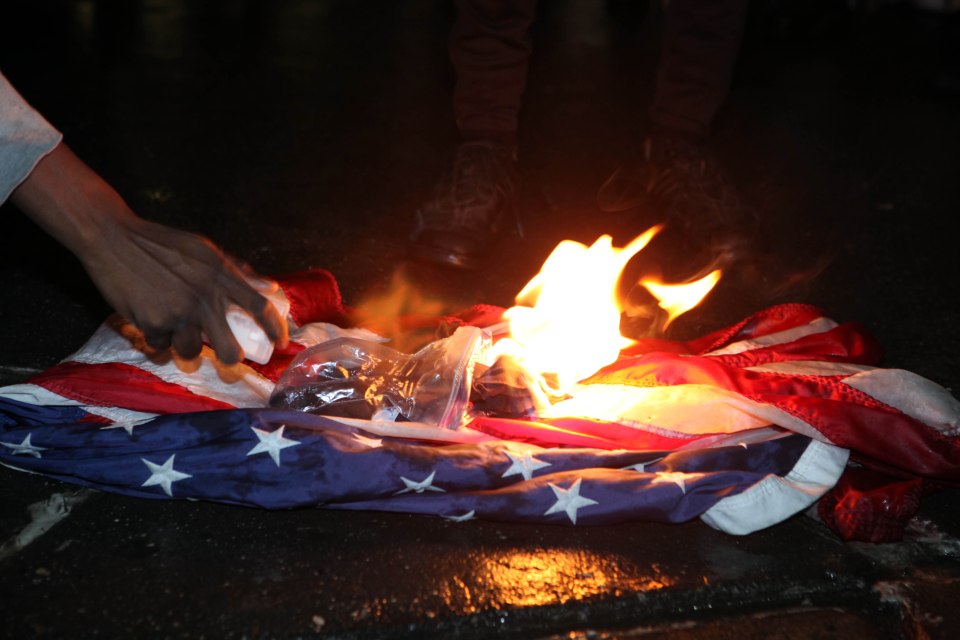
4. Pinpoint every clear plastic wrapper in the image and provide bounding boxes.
[269,326,489,430]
